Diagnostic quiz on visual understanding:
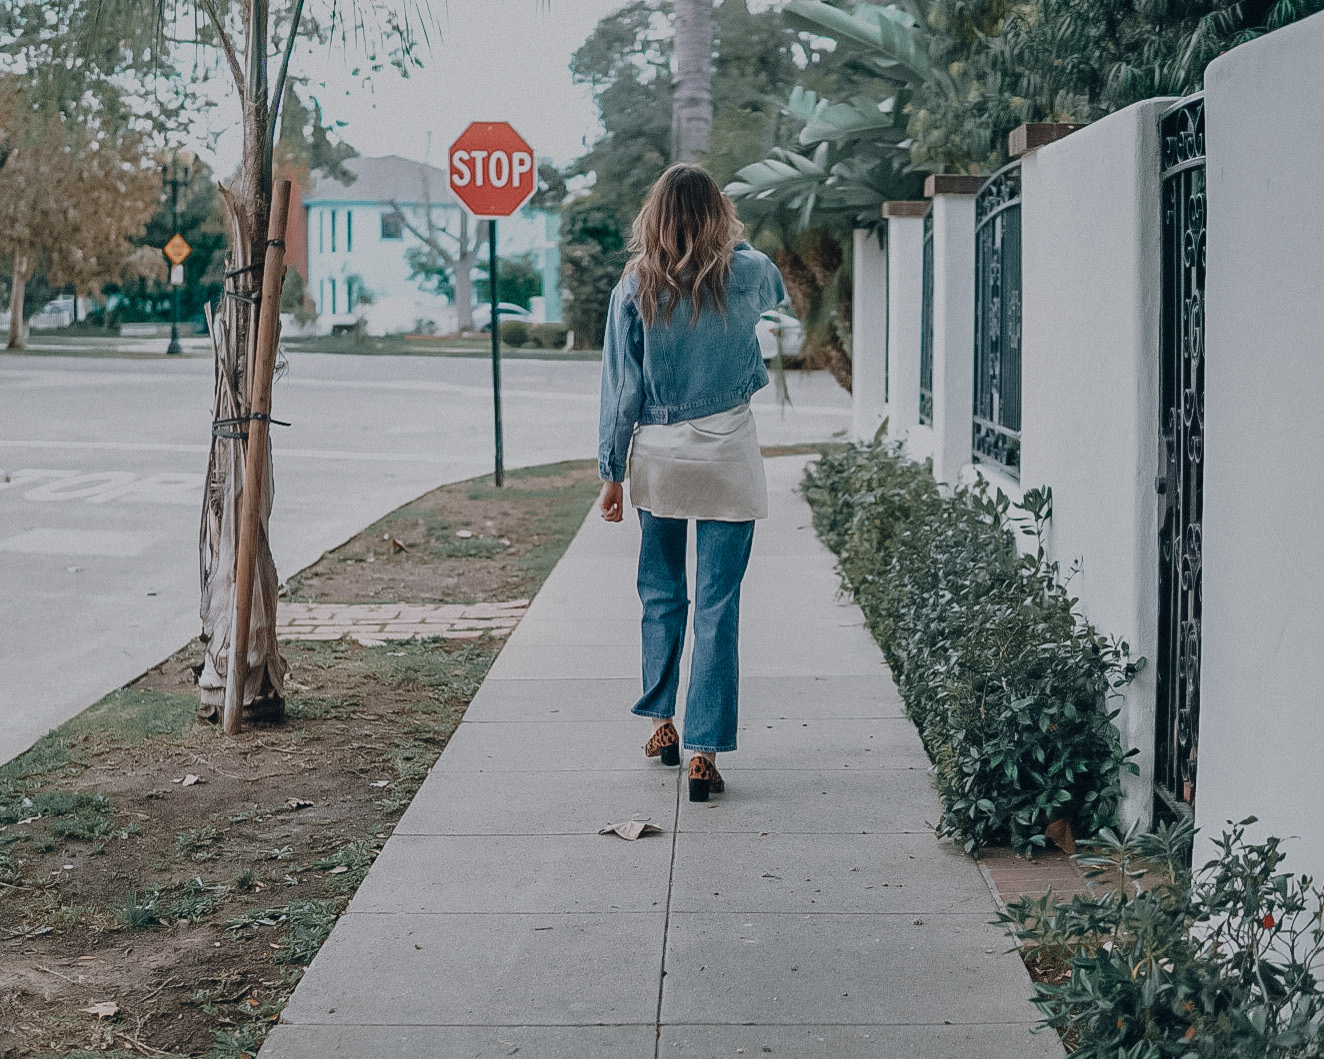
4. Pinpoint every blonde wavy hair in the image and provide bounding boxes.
[624,163,746,328]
